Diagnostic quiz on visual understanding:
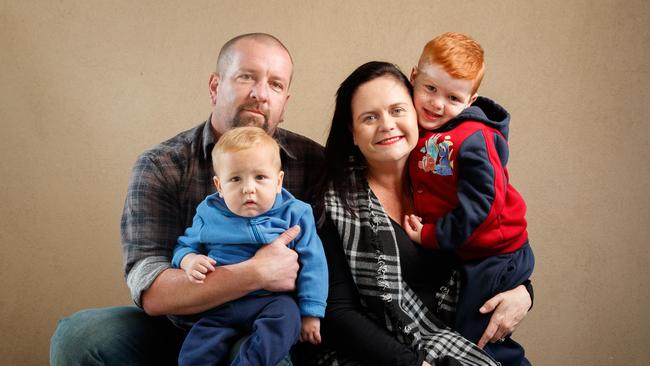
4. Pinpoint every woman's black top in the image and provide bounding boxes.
[320,216,457,366]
